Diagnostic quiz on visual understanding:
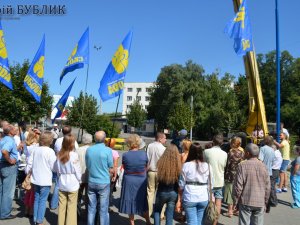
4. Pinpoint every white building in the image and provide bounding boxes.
[122,82,154,116]
[51,95,75,120]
